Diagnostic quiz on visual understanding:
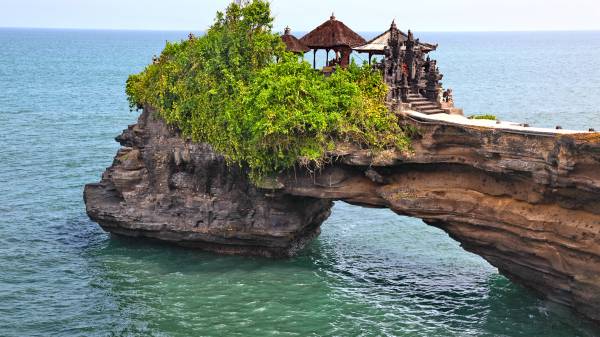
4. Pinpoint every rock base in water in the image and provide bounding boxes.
[84,109,332,258]
[85,108,600,323]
